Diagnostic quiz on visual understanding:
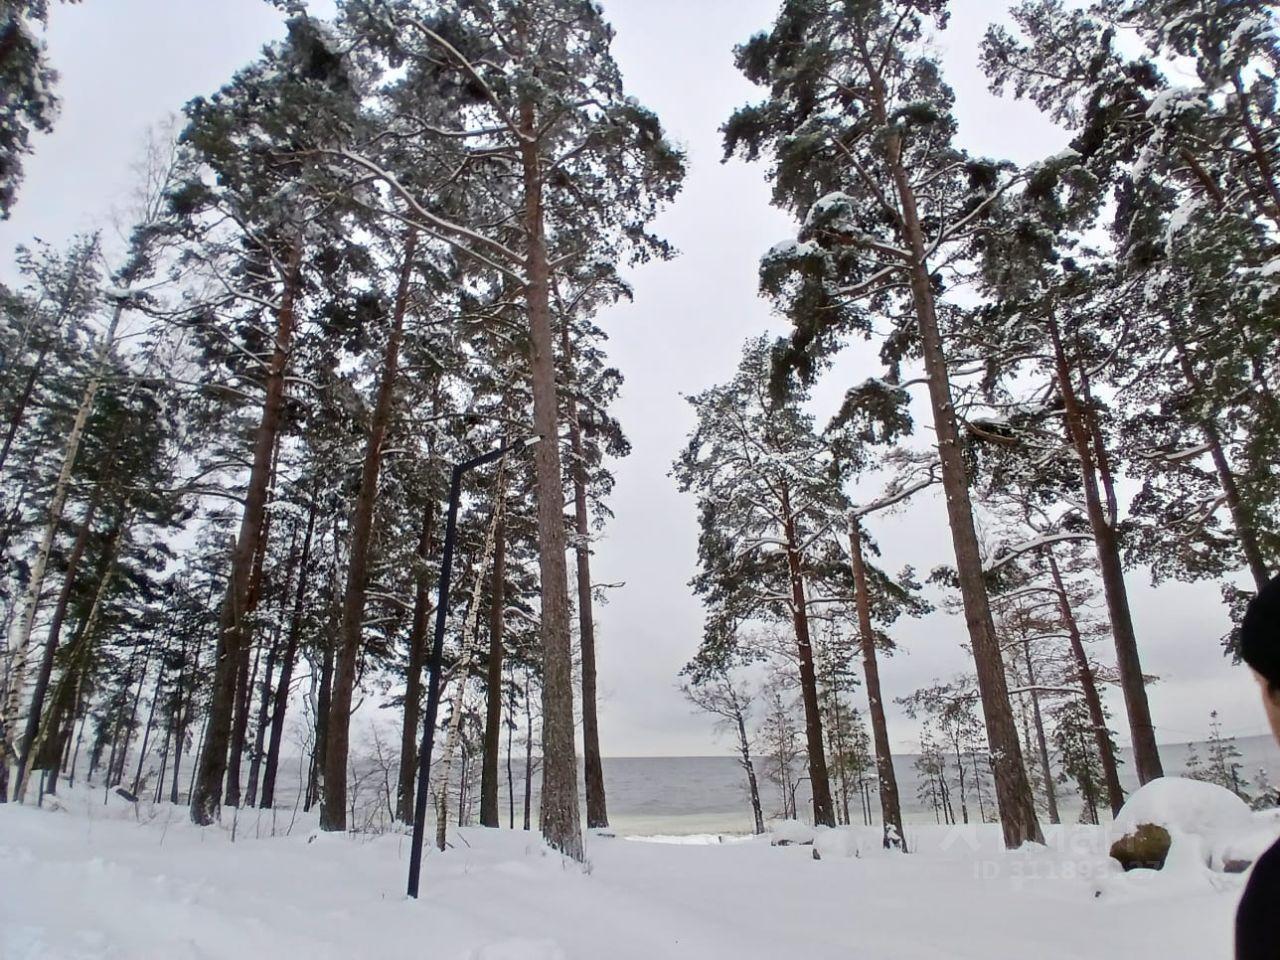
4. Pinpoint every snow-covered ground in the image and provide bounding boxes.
[2,784,1272,960]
